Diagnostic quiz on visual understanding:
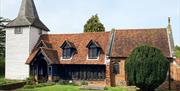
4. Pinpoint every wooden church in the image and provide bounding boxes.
[5,0,175,86]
